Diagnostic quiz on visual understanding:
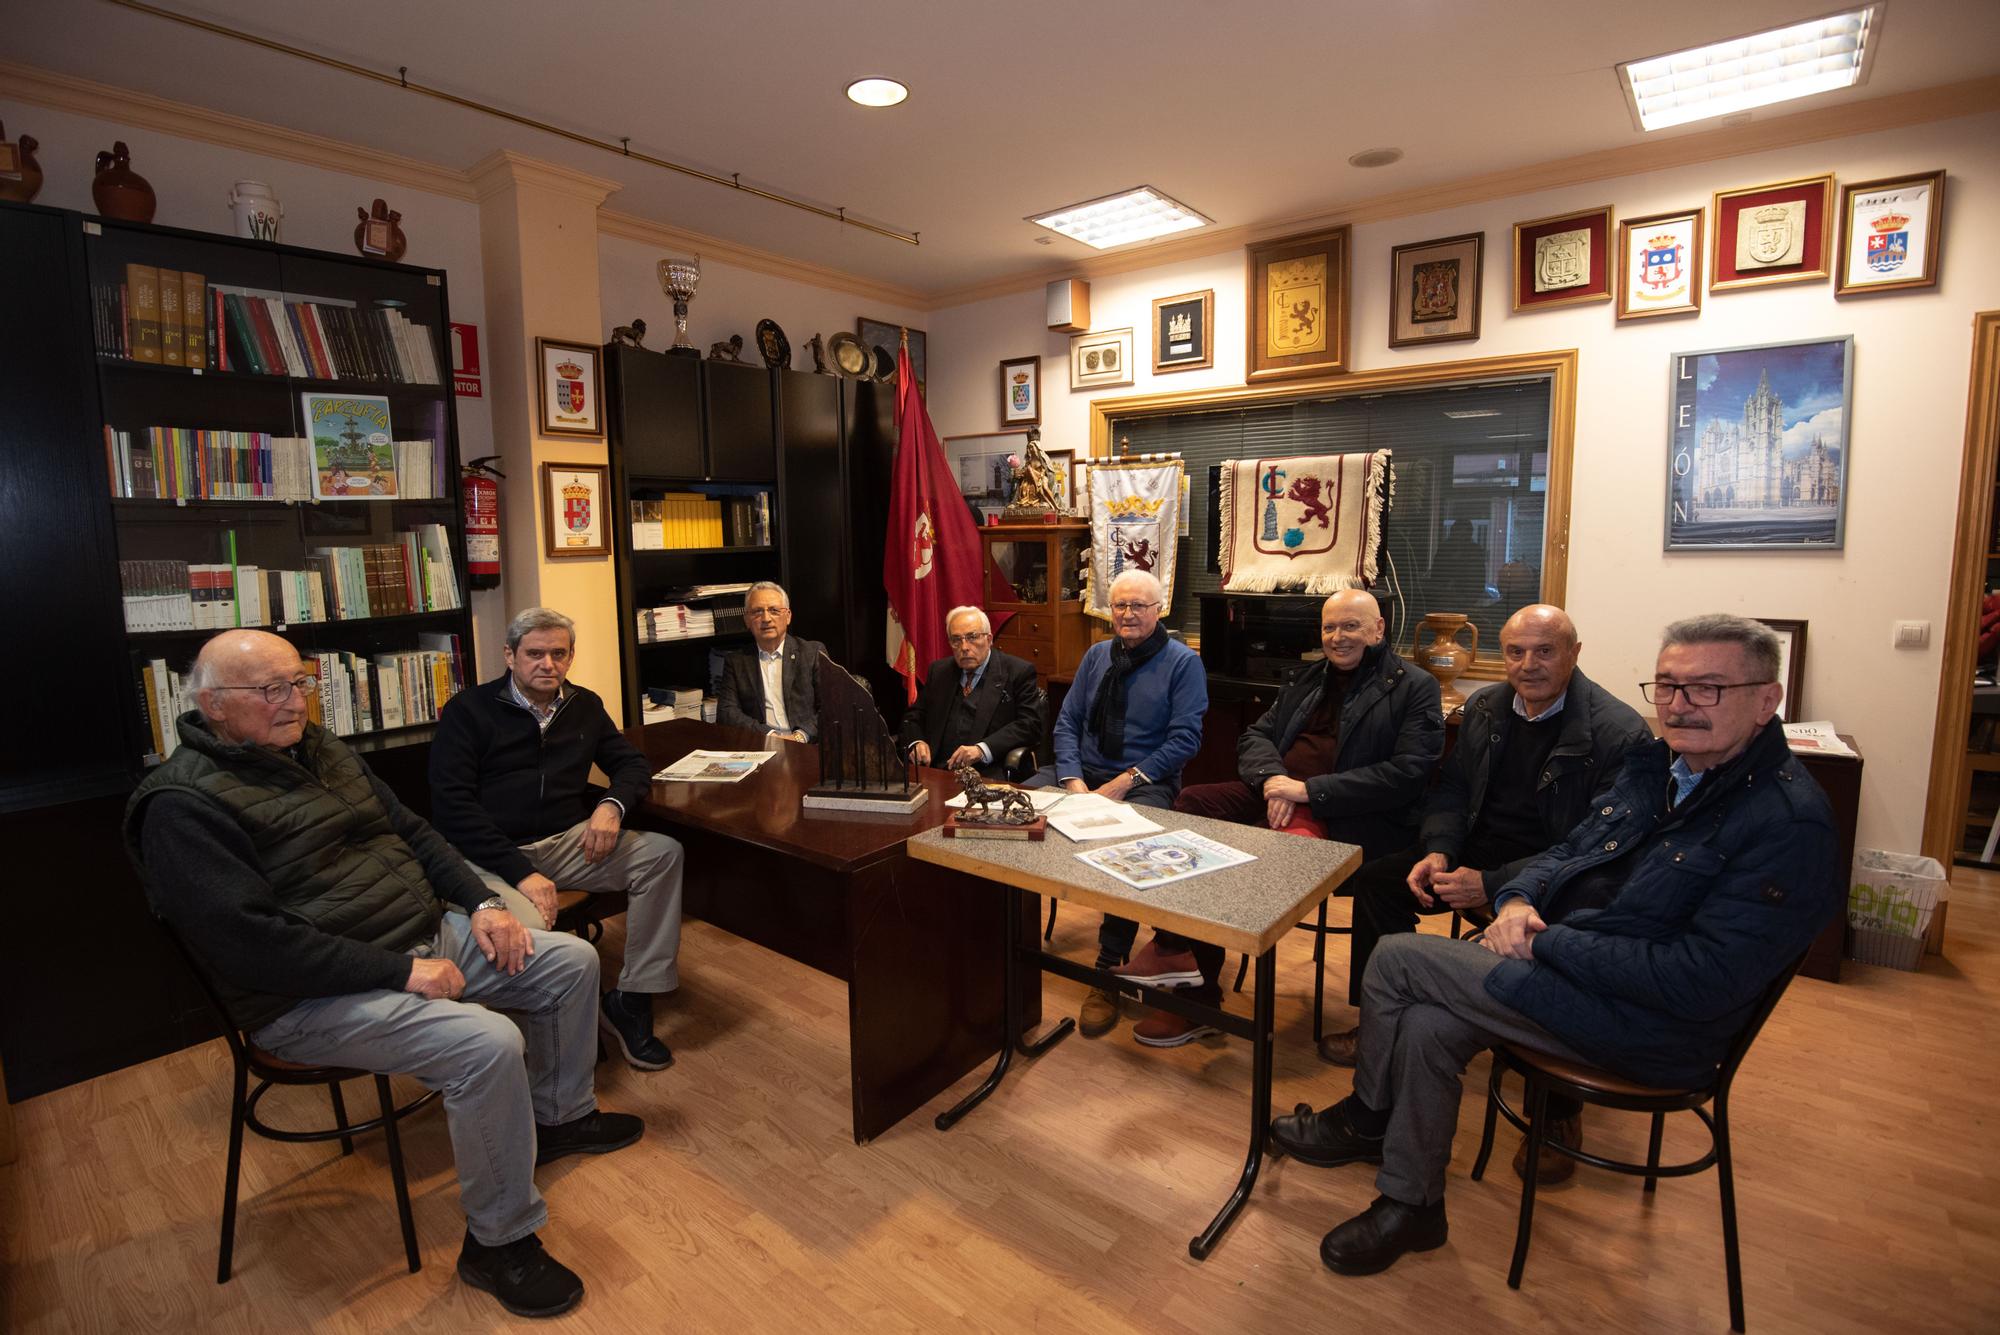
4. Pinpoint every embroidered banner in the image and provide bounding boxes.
[1218,450,1391,593]
[1085,457,1184,619]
